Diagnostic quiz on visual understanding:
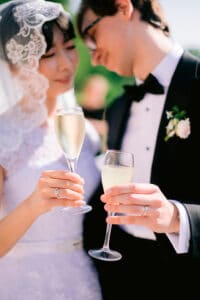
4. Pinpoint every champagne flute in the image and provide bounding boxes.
[88,149,134,261]
[54,105,92,214]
